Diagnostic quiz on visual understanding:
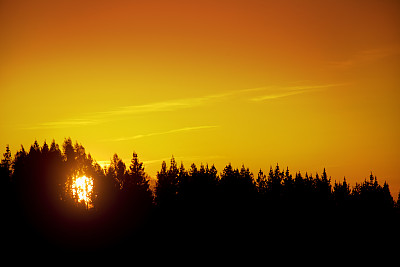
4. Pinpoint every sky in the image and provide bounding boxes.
[1,0,399,194]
